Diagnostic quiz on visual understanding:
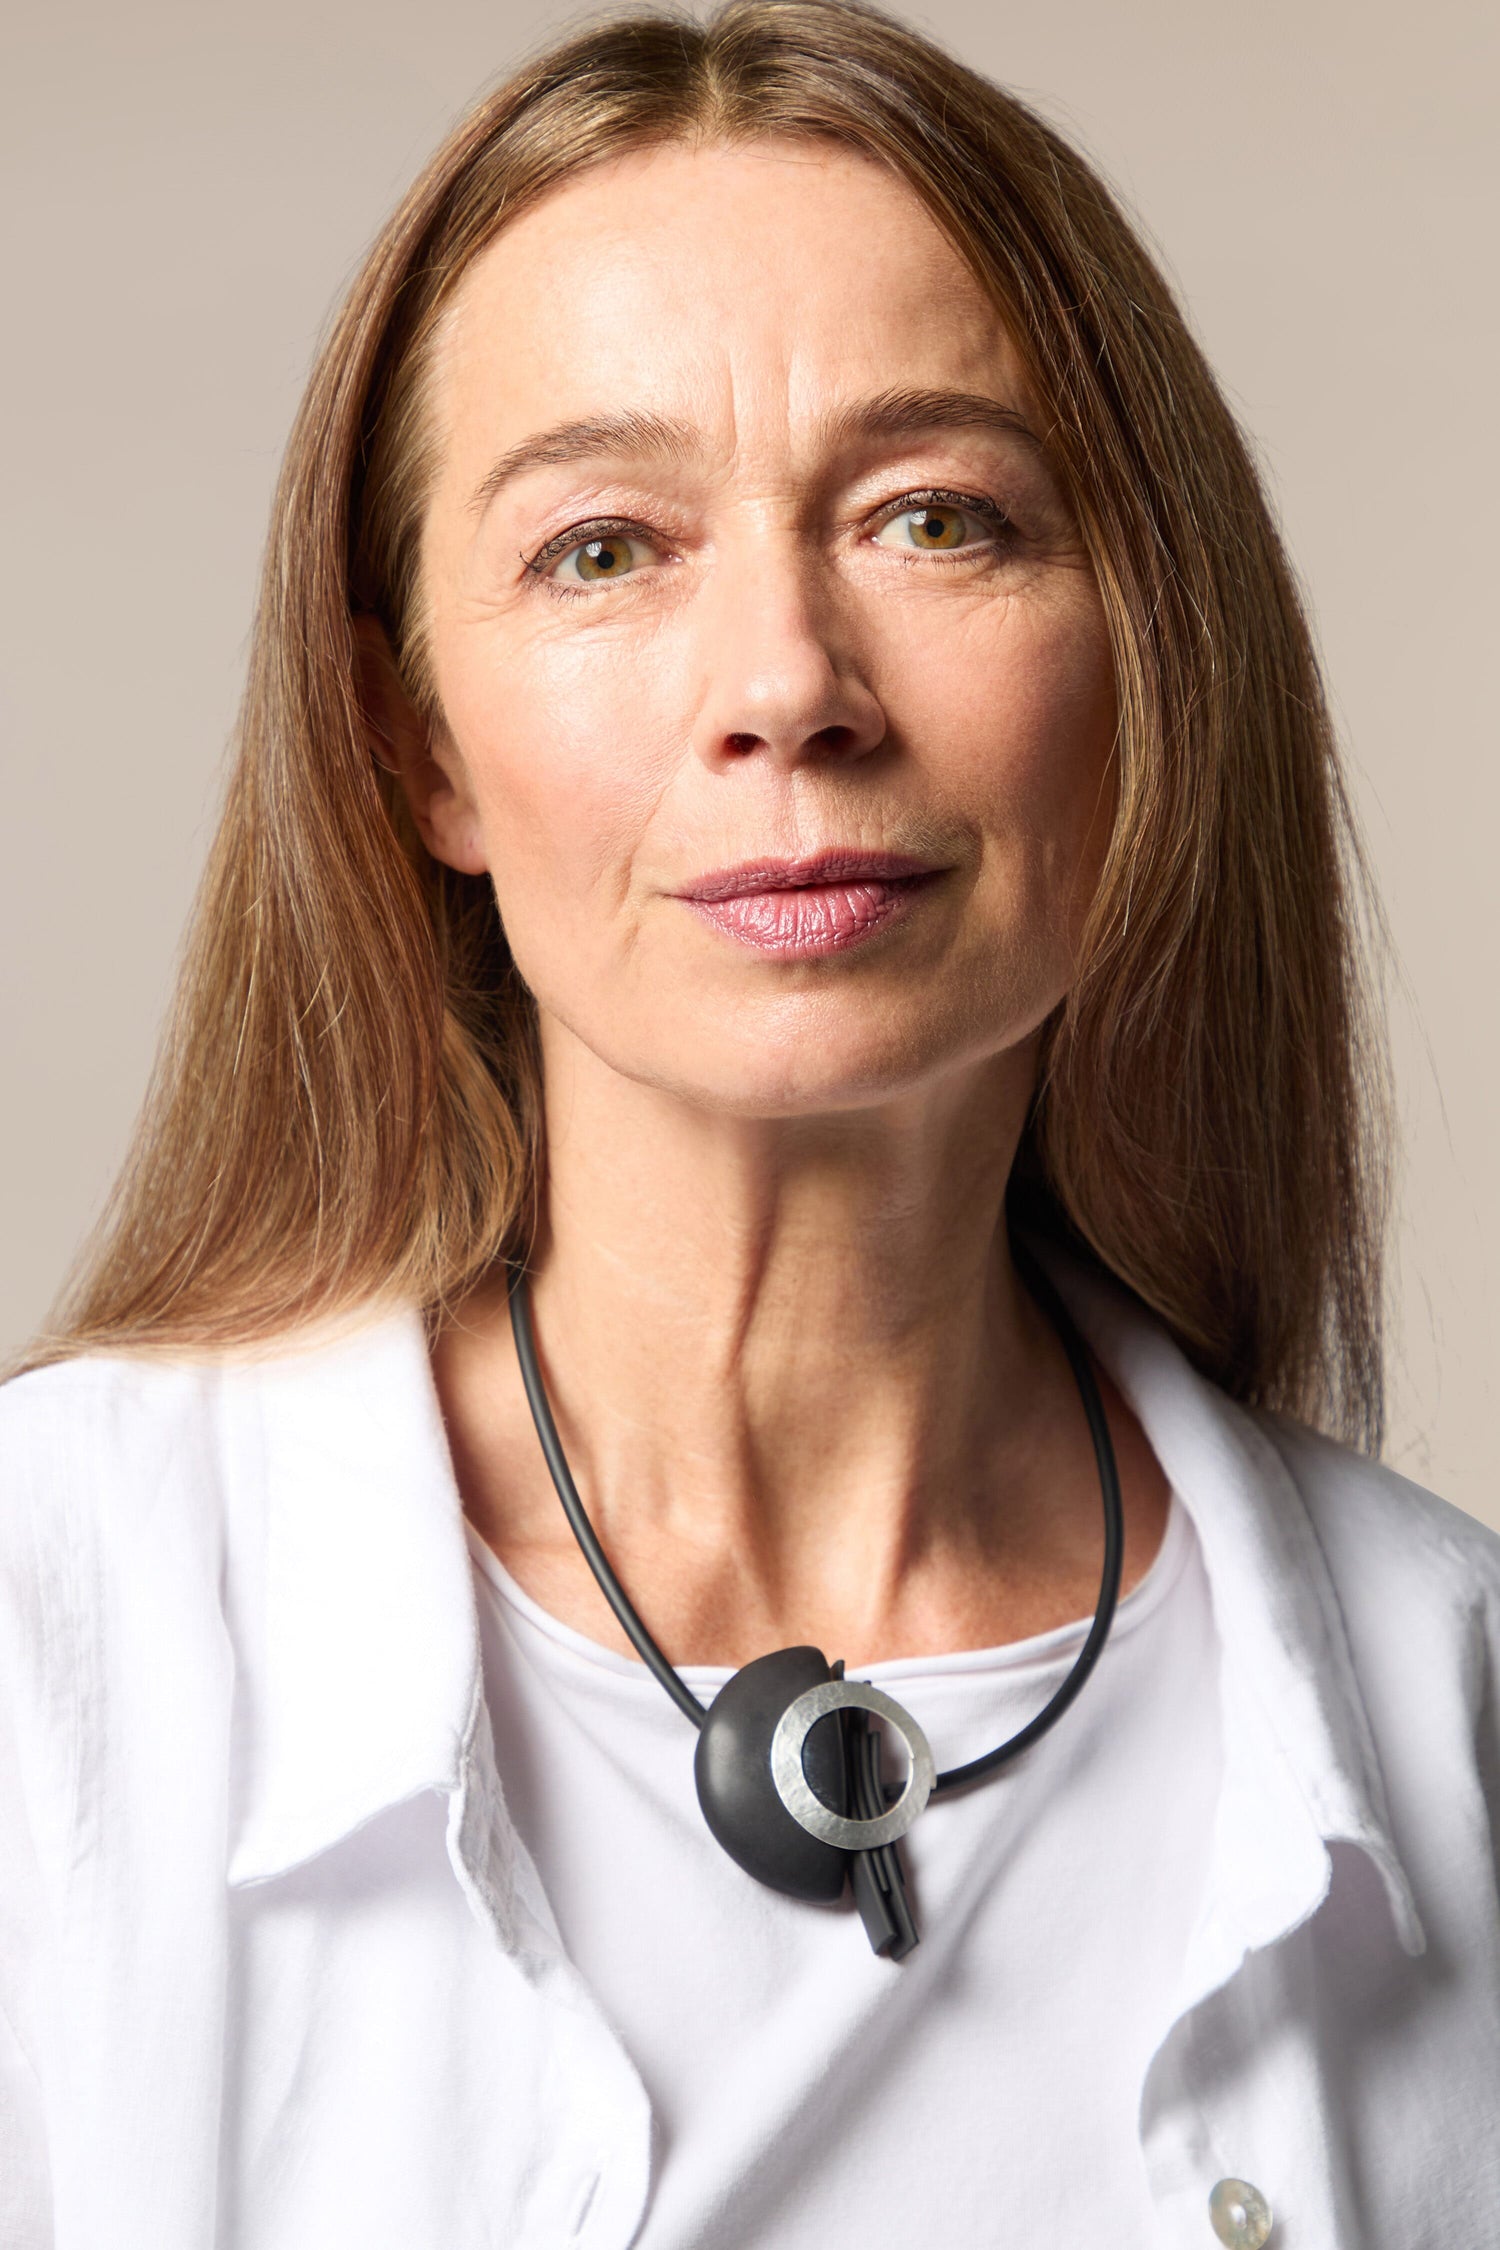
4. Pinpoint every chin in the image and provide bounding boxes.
[635,1010,989,1120]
